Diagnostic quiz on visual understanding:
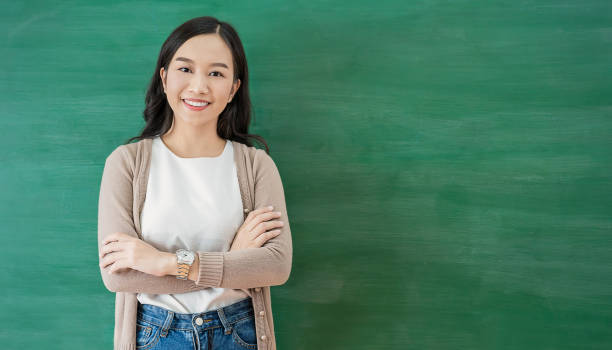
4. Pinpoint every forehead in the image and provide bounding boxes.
[172,34,233,67]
